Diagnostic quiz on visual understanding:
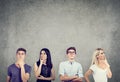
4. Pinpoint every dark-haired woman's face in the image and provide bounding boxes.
[40,50,47,60]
